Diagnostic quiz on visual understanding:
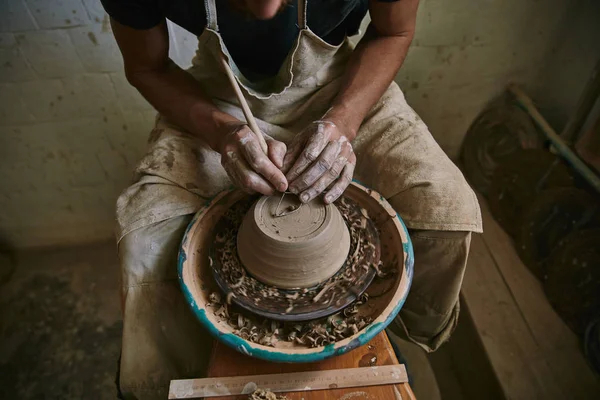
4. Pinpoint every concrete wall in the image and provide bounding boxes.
[0,0,197,248]
[527,0,600,131]
[0,0,597,248]
[396,0,596,158]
